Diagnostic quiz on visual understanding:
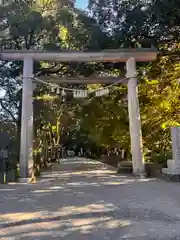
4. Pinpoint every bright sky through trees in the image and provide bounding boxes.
[76,0,88,9]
